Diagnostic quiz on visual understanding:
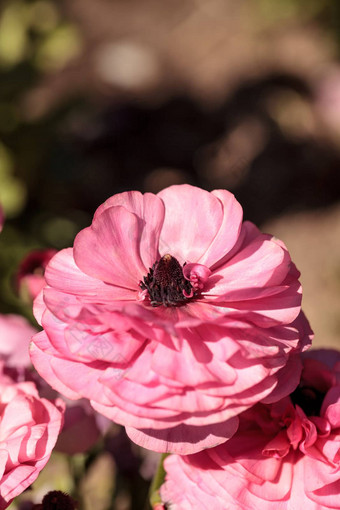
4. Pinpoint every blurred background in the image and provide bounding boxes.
[0,1,340,507]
